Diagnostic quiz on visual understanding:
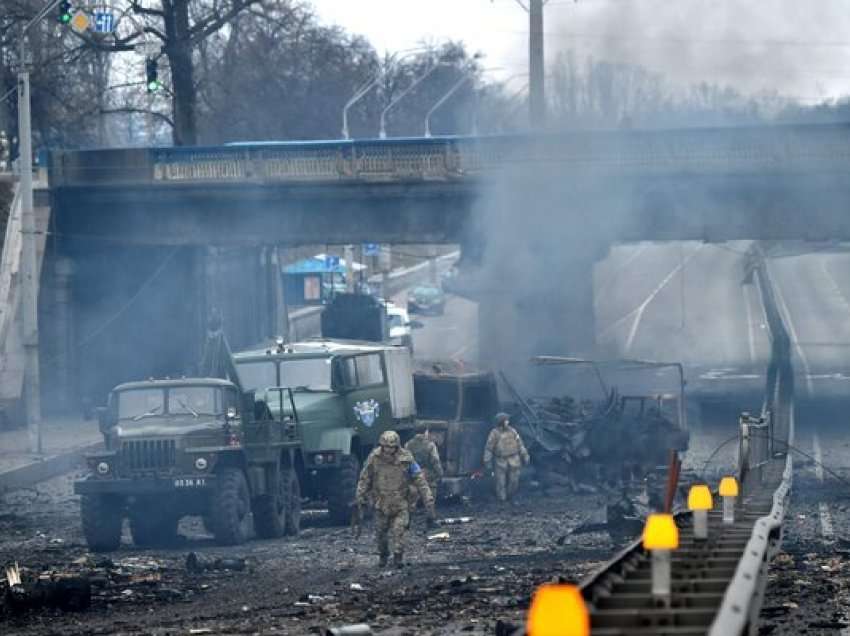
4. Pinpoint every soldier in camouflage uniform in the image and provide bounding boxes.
[404,428,444,503]
[356,430,436,567]
[483,413,530,503]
